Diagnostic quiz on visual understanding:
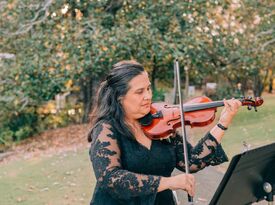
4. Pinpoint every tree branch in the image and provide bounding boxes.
[4,0,53,36]
[0,1,7,11]
[256,27,275,38]
[19,97,30,111]
[261,38,275,51]
[0,53,15,59]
